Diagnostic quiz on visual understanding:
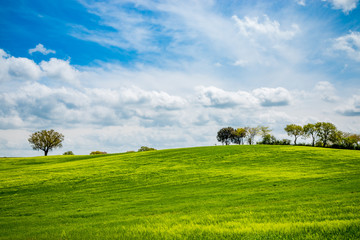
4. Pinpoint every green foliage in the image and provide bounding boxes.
[28,129,64,156]
[246,126,260,145]
[216,127,234,145]
[63,151,74,155]
[284,124,303,145]
[138,146,156,152]
[315,122,337,147]
[90,151,107,155]
[303,123,317,146]
[258,134,291,145]
[1,146,359,239]
[231,128,247,145]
